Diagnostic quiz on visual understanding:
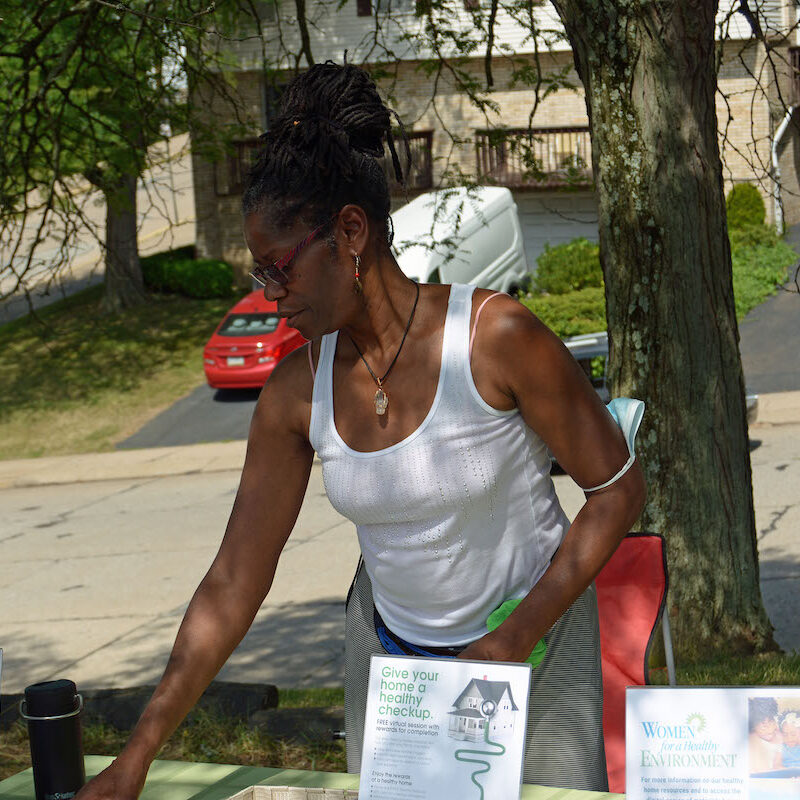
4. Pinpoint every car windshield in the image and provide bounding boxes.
[218,313,280,337]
